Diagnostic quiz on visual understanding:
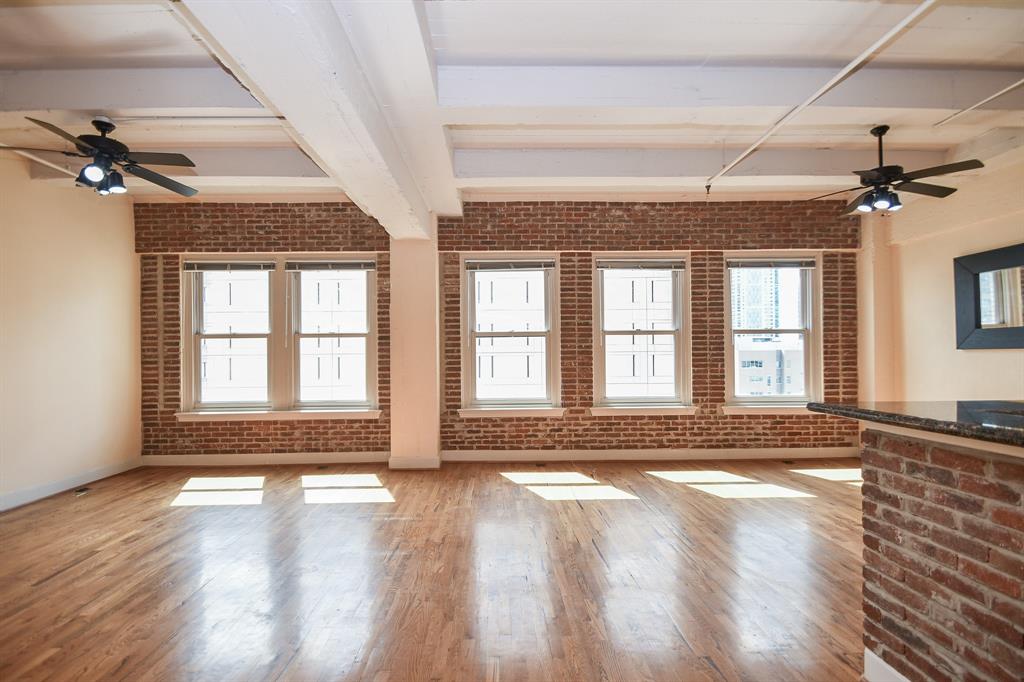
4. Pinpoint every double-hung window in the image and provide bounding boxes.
[464,258,558,407]
[288,261,375,406]
[726,257,819,404]
[186,262,273,407]
[595,259,688,405]
[182,257,376,413]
